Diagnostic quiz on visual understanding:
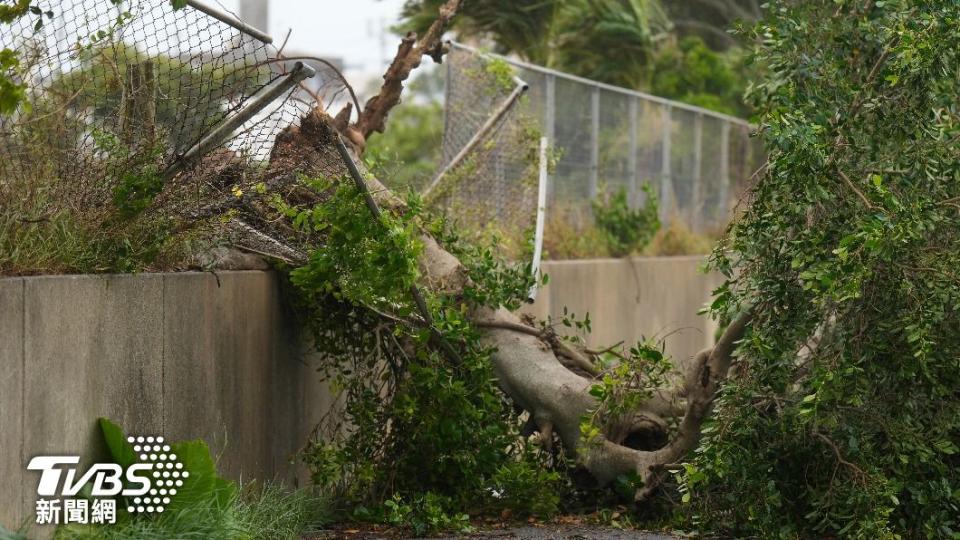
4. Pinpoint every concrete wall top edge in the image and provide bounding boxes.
[542,255,709,265]
[0,270,276,285]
